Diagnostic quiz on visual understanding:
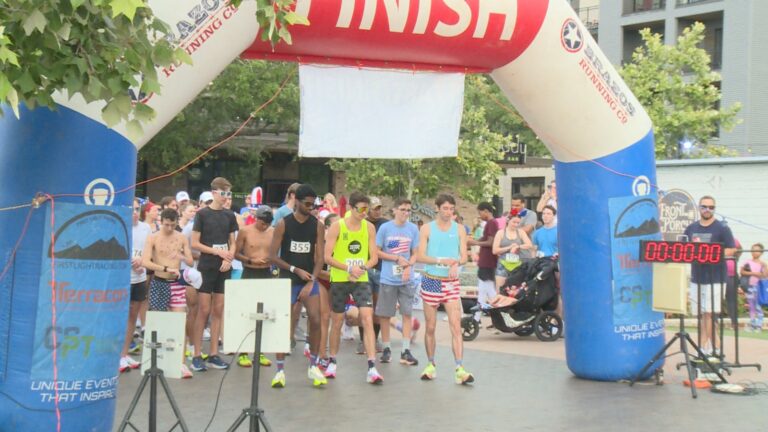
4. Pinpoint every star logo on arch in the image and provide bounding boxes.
[561,19,583,53]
